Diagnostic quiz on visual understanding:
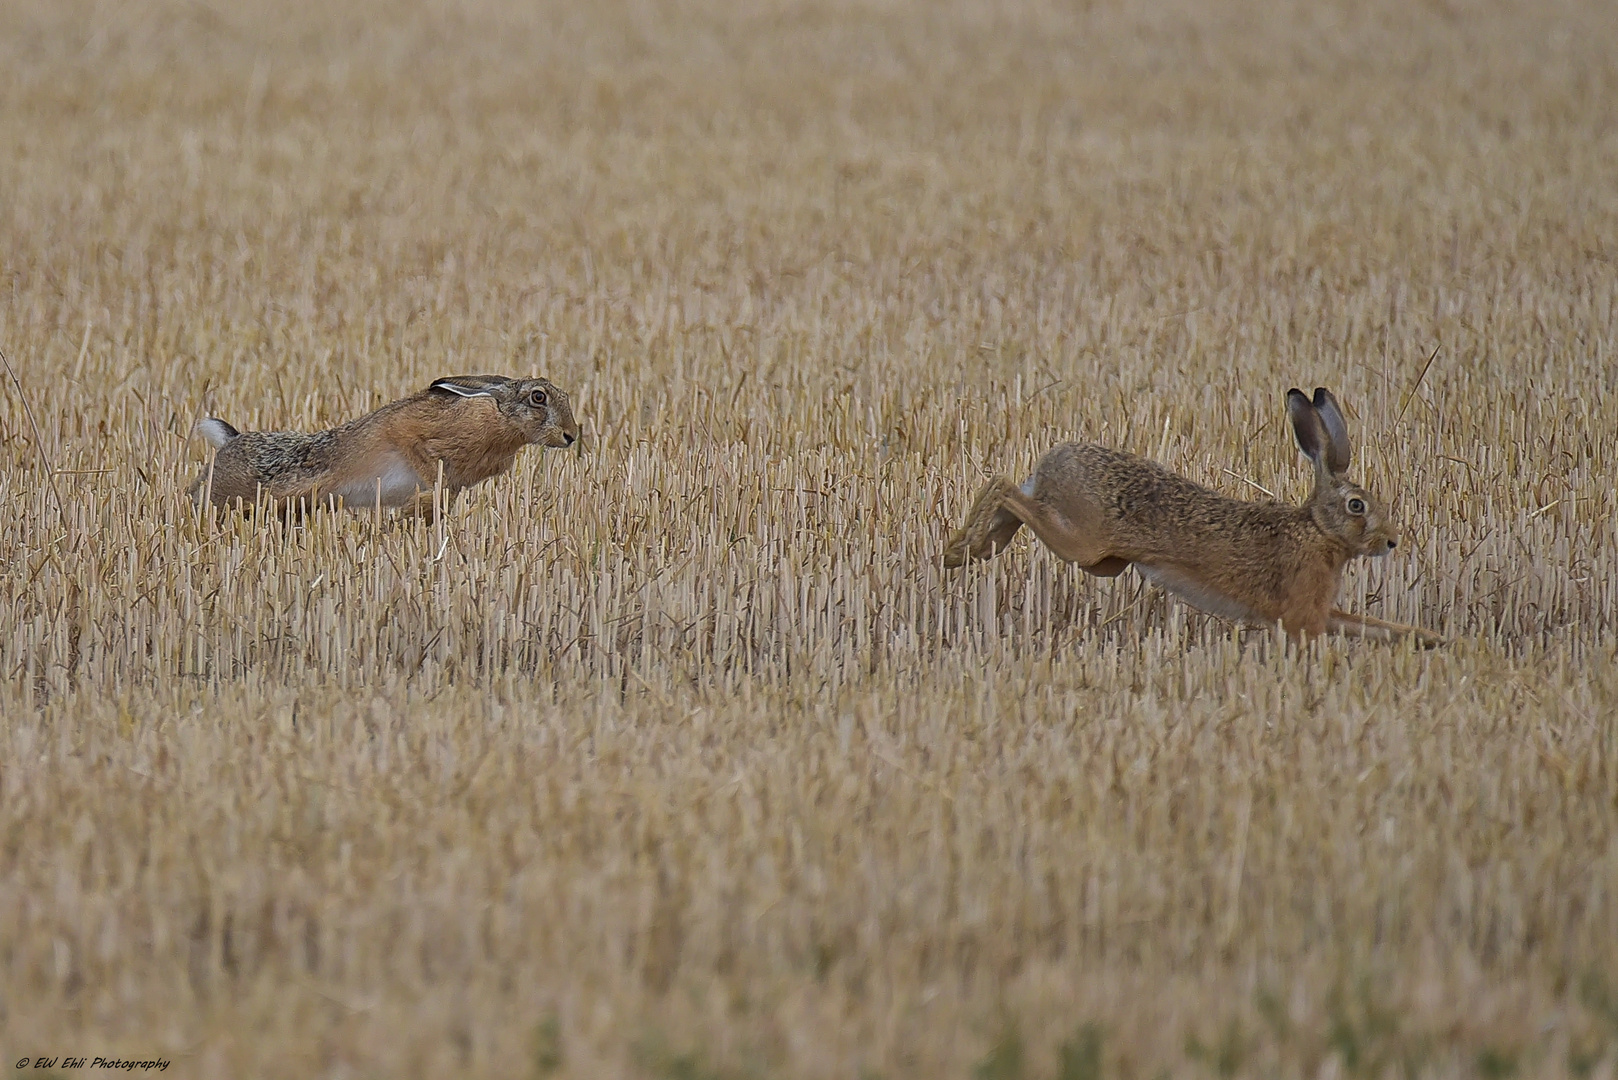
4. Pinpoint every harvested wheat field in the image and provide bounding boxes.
[2,0,1617,1076]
